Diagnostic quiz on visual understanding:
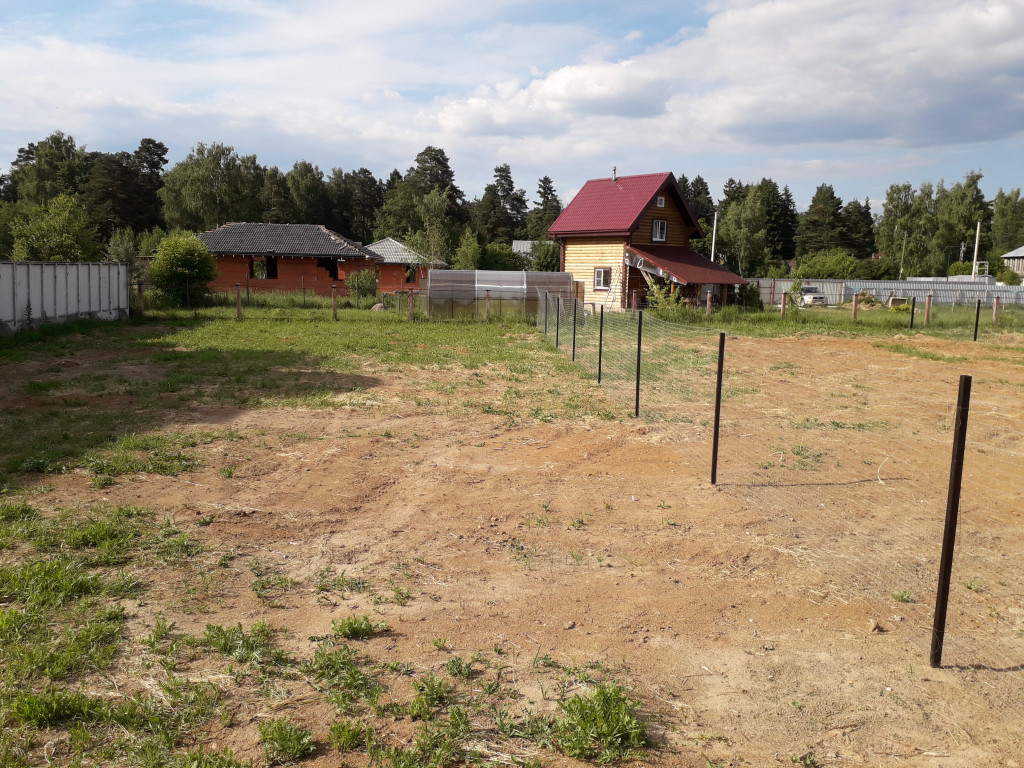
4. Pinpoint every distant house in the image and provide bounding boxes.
[511,240,539,258]
[1000,244,1024,278]
[548,171,745,309]
[365,237,447,294]
[199,222,378,296]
